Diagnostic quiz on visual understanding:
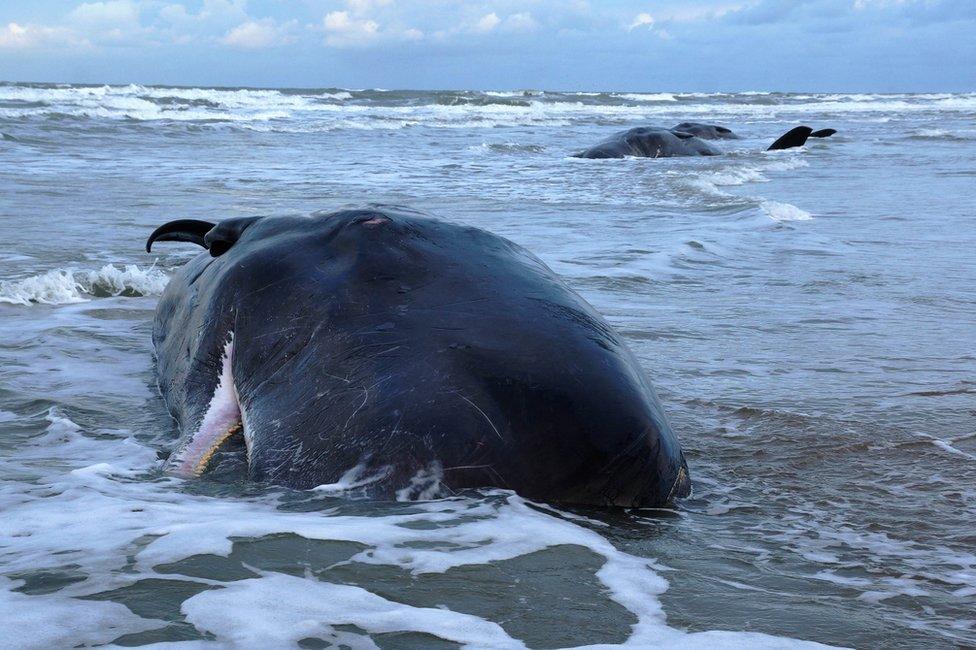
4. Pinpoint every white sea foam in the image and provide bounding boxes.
[182,572,524,648]
[617,92,678,102]
[705,166,769,187]
[0,409,833,648]
[5,84,976,130]
[0,576,158,647]
[761,200,813,222]
[914,433,976,461]
[319,91,353,101]
[0,264,169,305]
